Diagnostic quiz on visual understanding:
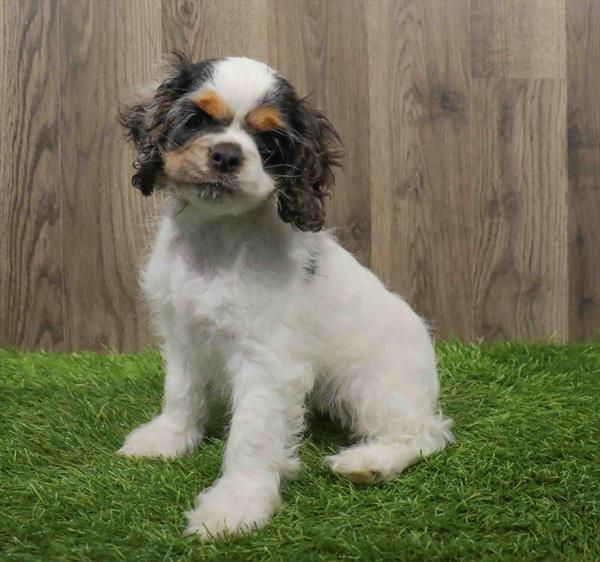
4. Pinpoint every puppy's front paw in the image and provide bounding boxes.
[185,476,280,540]
[118,415,202,459]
